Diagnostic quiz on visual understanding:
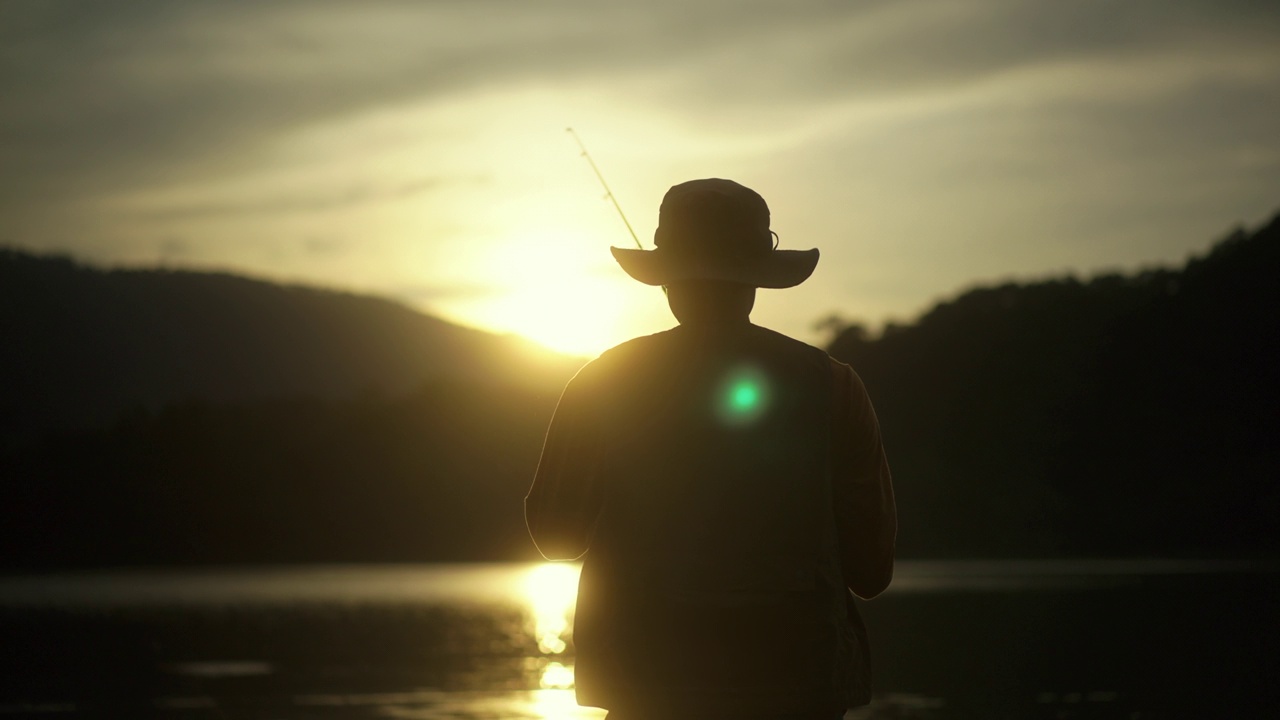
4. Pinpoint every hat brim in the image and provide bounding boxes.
[610,247,819,289]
